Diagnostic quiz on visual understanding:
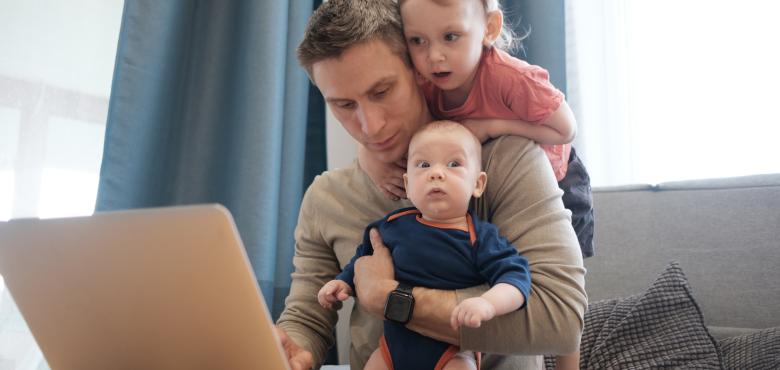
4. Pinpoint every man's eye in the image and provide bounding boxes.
[447,161,460,167]
[417,161,430,168]
[336,101,355,109]
[374,88,389,98]
[444,33,459,42]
